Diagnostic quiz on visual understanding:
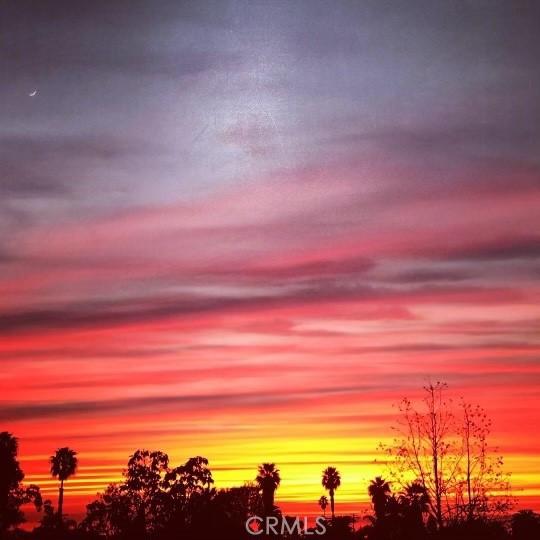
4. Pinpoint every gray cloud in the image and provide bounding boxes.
[332,122,540,167]
[0,1,234,76]
[441,235,540,262]
[0,277,525,336]
[0,133,150,198]
[0,383,376,422]
[0,284,373,335]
